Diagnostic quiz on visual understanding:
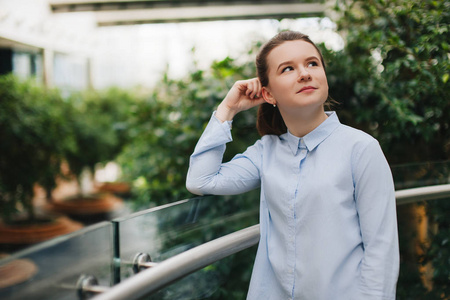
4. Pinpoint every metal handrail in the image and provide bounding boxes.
[92,225,260,300]
[395,184,450,205]
[92,184,450,300]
